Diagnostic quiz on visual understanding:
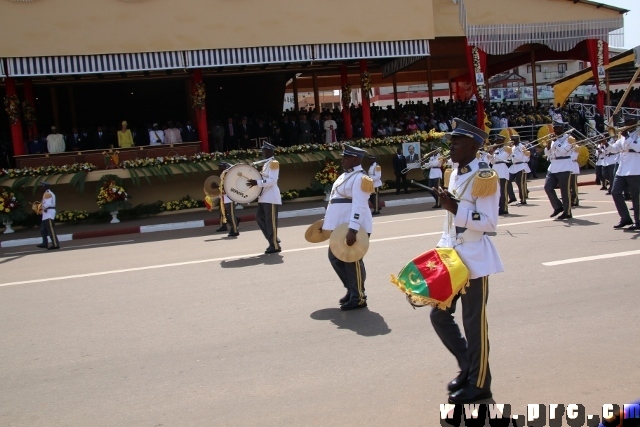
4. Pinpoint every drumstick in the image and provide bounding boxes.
[410,180,460,202]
